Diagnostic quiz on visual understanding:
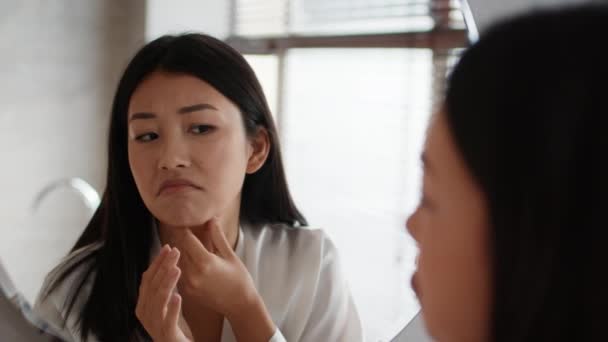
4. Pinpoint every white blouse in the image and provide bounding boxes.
[34,223,364,342]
